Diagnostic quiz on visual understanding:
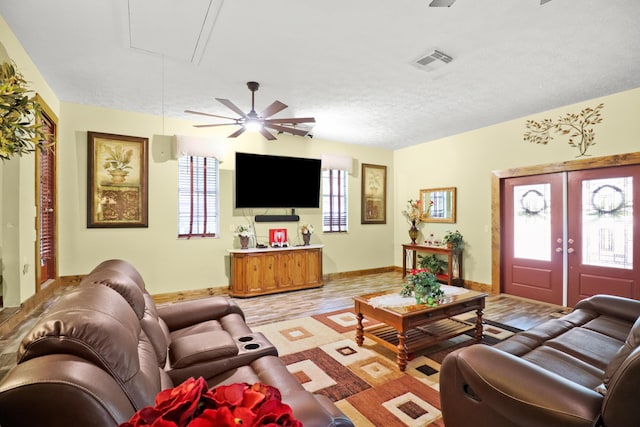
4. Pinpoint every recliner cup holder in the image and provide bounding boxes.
[243,343,261,350]
[238,336,254,343]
